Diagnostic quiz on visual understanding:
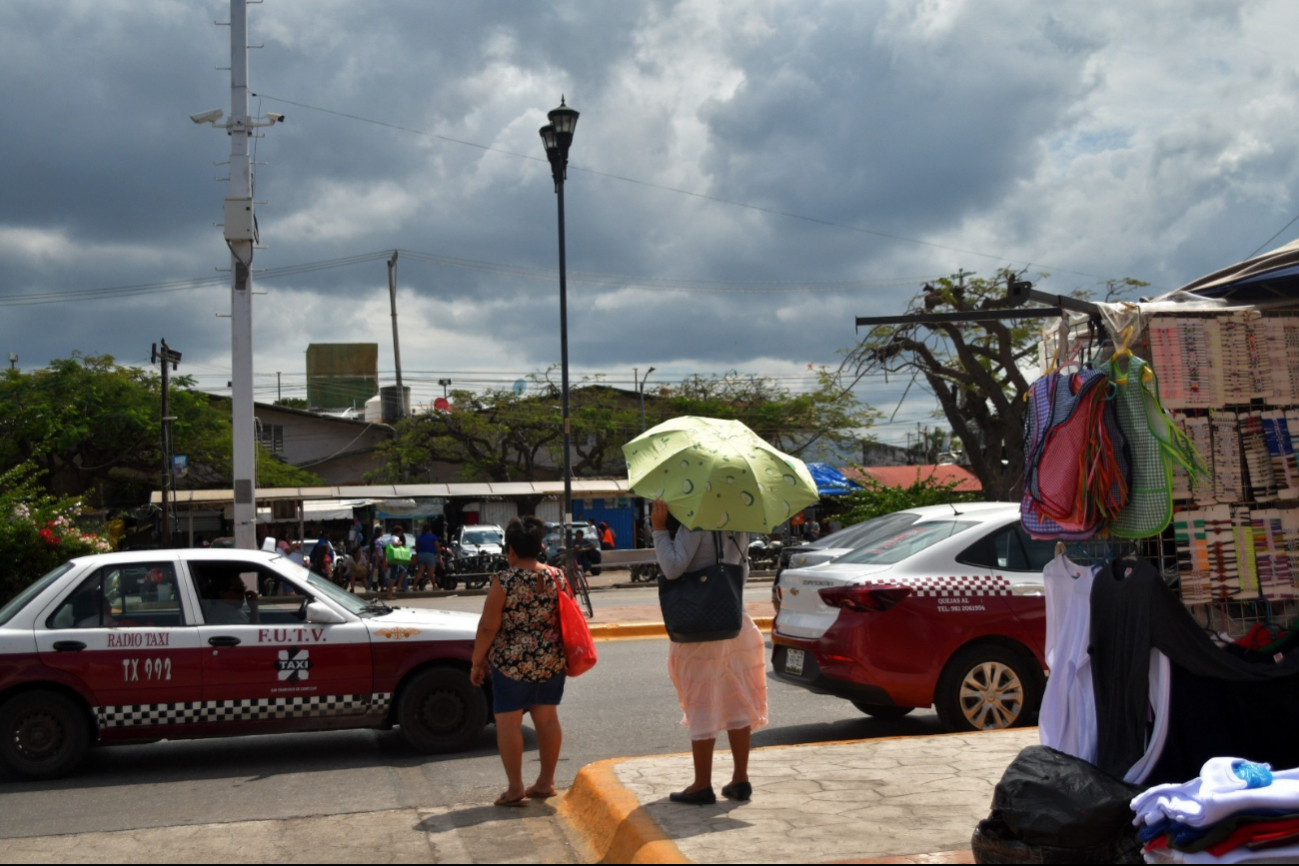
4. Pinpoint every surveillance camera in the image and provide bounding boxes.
[190,108,224,125]
[266,112,285,123]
